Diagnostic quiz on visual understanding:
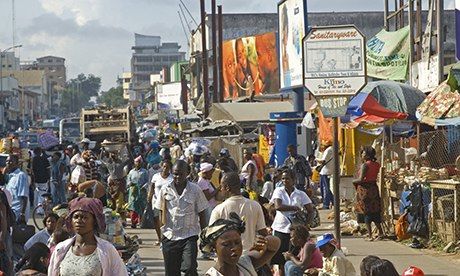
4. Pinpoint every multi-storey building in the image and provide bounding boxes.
[130,33,186,94]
